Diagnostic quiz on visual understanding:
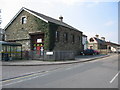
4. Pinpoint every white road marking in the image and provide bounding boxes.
[110,71,120,84]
